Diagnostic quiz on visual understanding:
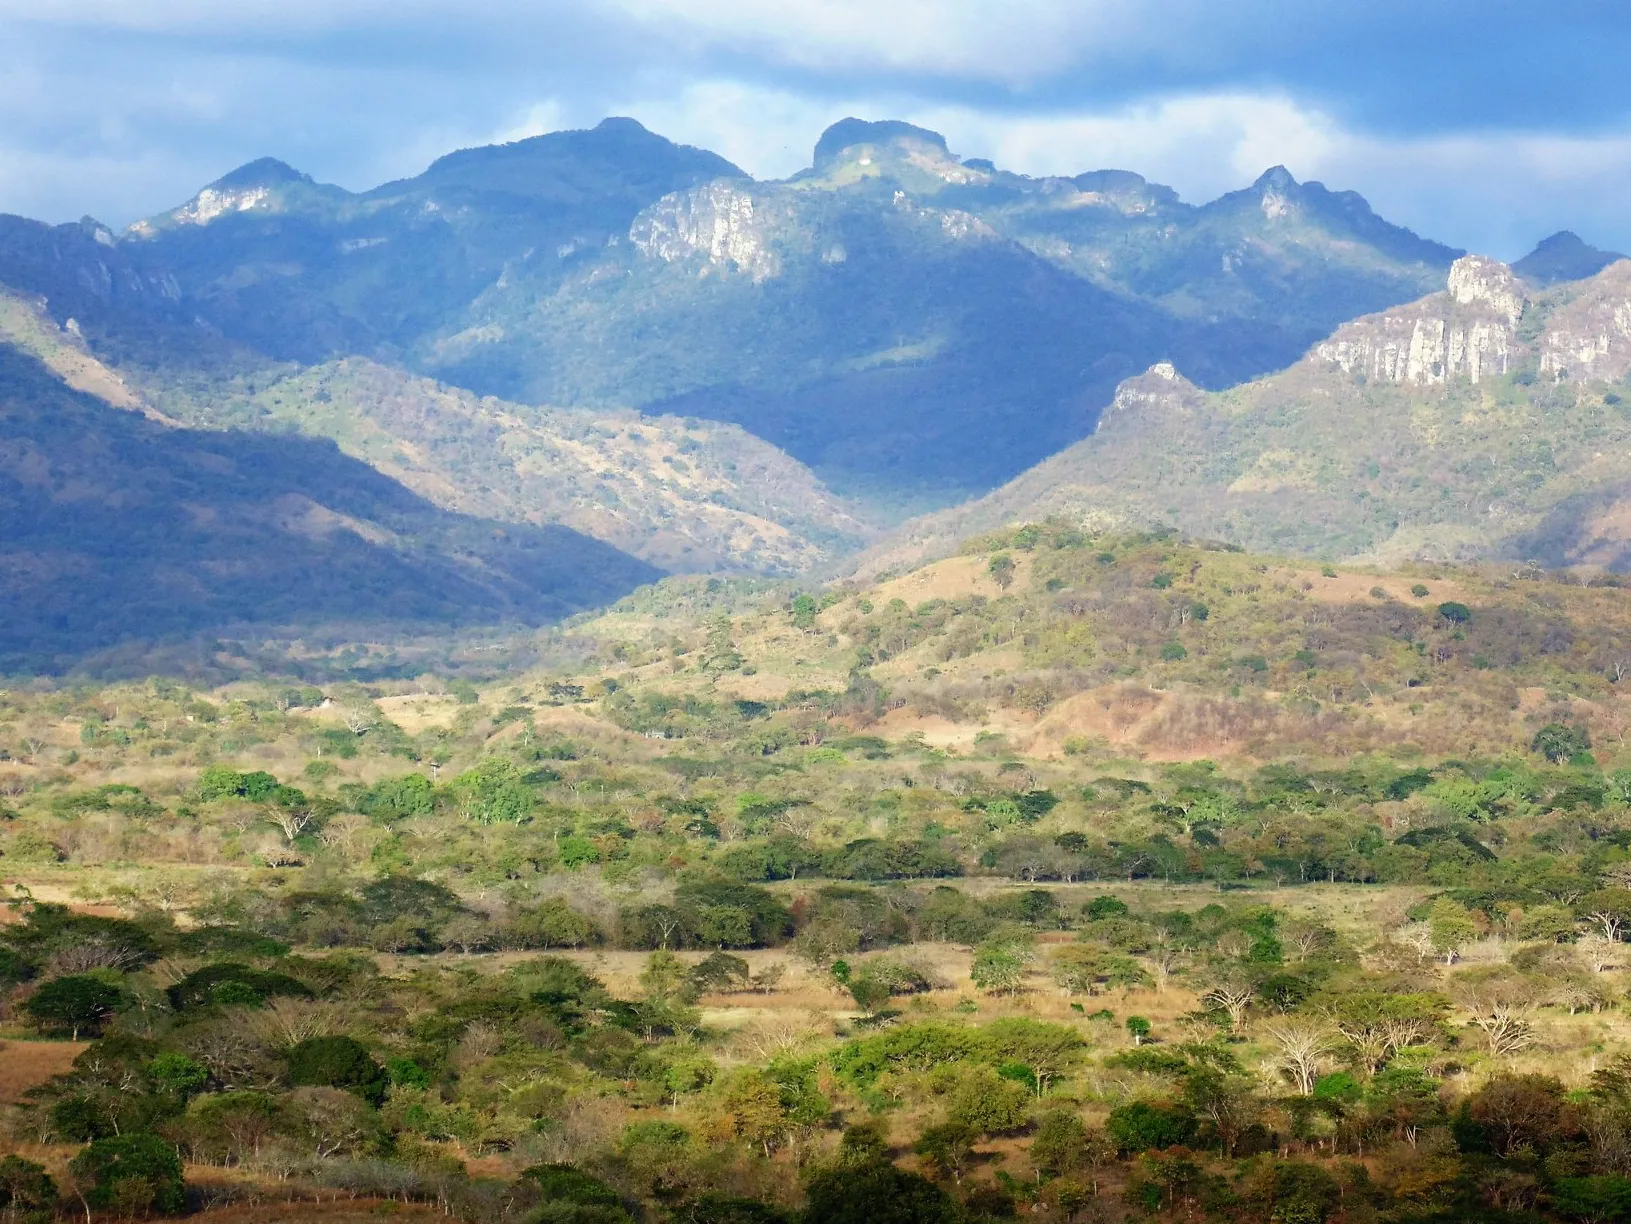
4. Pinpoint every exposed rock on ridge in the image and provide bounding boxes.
[1315,255,1526,385]
[631,183,782,281]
